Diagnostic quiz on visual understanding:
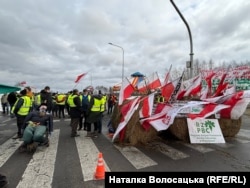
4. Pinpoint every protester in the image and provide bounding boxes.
[7,91,17,118]
[56,92,66,118]
[1,94,9,115]
[79,89,90,130]
[85,90,102,138]
[40,86,53,113]
[67,89,82,137]
[11,89,32,139]
[19,104,53,152]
